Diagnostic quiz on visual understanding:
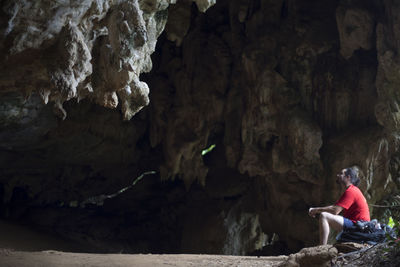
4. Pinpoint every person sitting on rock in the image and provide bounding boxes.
[308,167,370,245]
